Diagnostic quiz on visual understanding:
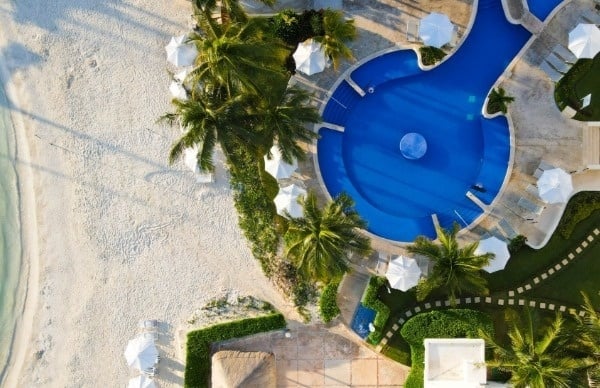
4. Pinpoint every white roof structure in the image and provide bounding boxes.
[293,39,328,76]
[419,13,454,48]
[424,339,488,388]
